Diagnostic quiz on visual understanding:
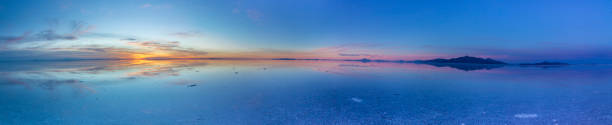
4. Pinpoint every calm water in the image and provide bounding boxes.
[1,60,611,124]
